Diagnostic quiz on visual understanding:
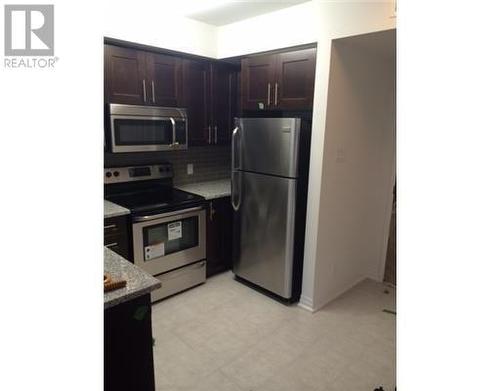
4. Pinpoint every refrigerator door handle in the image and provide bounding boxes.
[231,171,241,211]
[231,126,241,211]
[231,126,241,170]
